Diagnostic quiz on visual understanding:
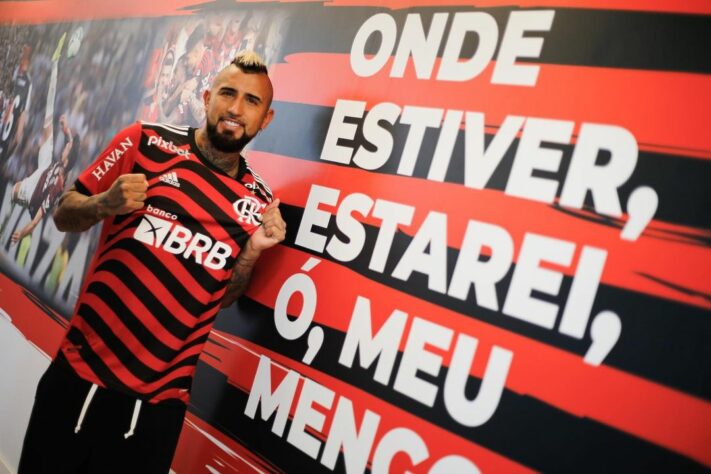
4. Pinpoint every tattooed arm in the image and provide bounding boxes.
[53,174,148,232]
[221,240,262,308]
[221,199,286,307]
